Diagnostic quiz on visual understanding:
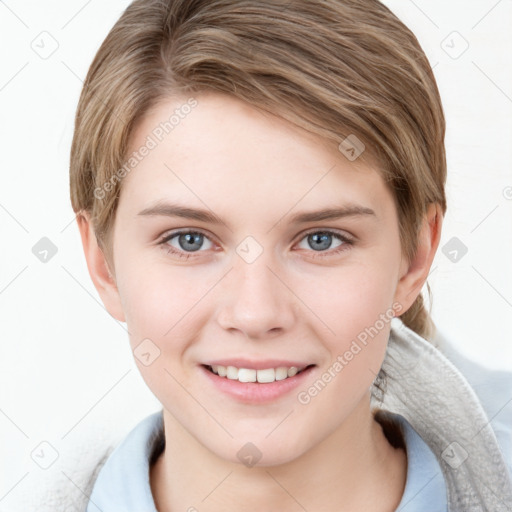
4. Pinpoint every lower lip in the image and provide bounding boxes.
[200,365,316,404]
